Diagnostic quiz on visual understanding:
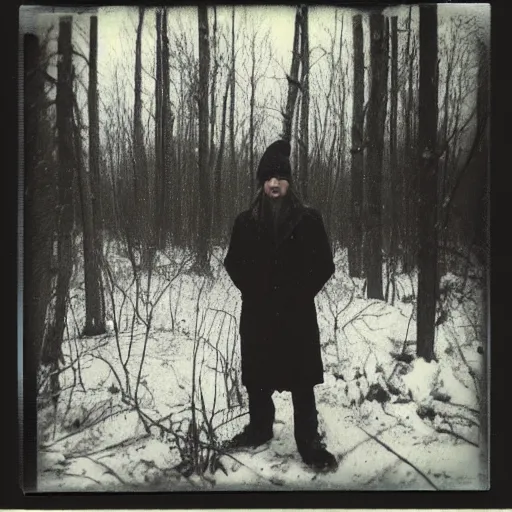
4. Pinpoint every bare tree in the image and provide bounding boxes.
[155,9,163,240]
[77,83,102,339]
[282,7,302,142]
[24,32,54,487]
[213,77,230,243]
[240,24,273,204]
[298,5,310,202]
[364,12,389,300]
[89,15,102,250]
[24,32,56,369]
[438,18,464,274]
[196,5,211,270]
[133,7,149,255]
[74,73,99,330]
[385,15,399,304]
[209,6,219,173]
[249,28,257,200]
[229,6,236,172]
[402,6,417,274]
[348,13,364,278]
[81,14,106,335]
[154,9,170,249]
[436,16,484,271]
[416,4,439,362]
[162,8,174,248]
[44,16,75,367]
